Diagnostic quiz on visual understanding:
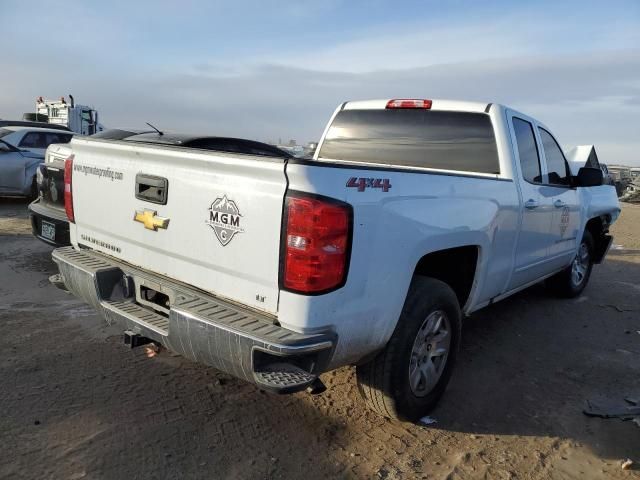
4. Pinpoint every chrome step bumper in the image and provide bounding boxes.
[52,247,335,393]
